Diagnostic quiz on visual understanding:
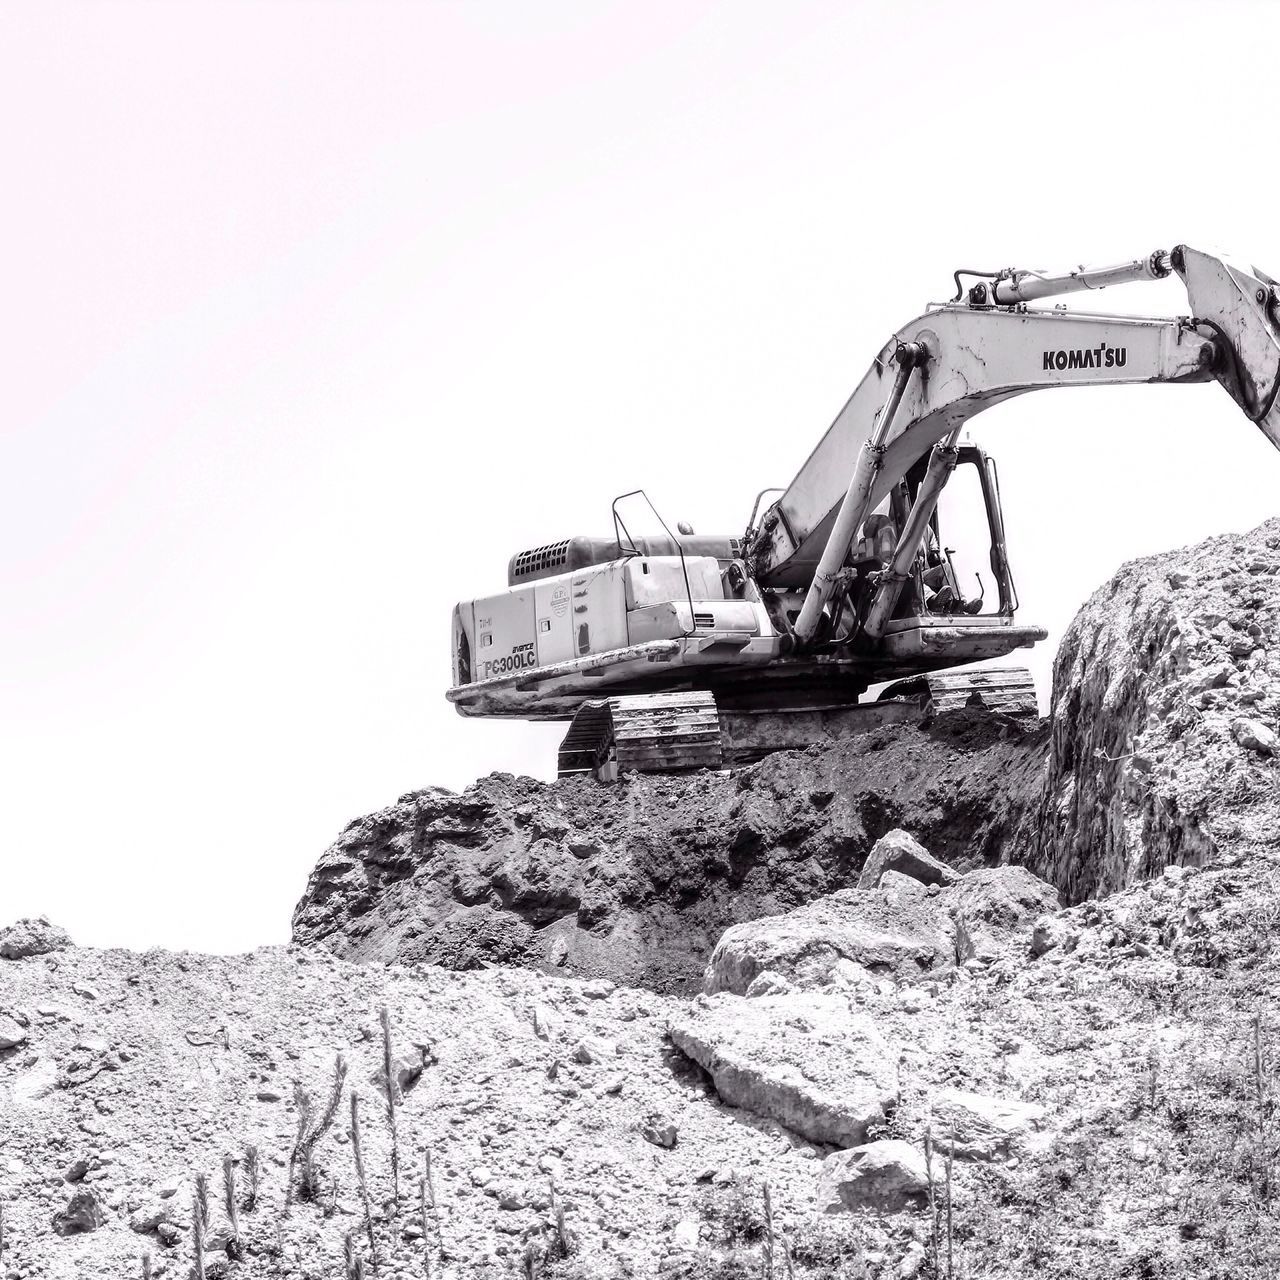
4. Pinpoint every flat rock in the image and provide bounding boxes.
[857,829,959,889]
[0,916,73,959]
[705,877,954,995]
[818,1139,930,1214]
[0,1014,28,1049]
[930,1088,1046,1161]
[669,992,898,1148]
